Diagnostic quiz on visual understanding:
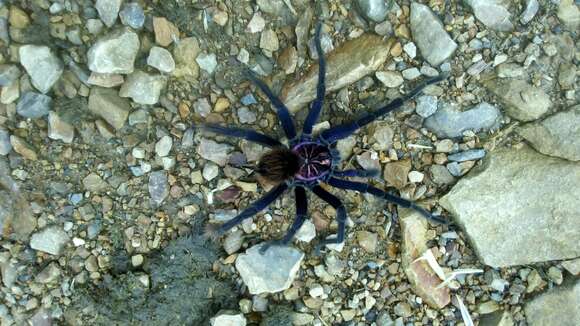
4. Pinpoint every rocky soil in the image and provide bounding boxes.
[0,0,579,325]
